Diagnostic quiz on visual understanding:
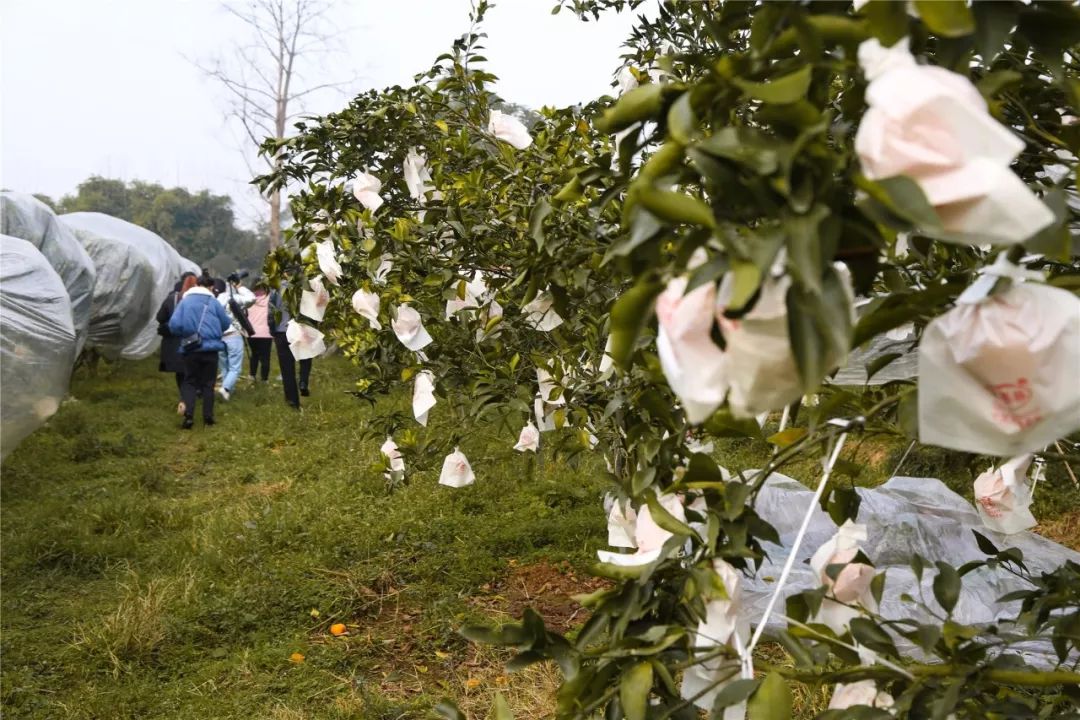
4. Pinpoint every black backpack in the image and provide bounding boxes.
[228,288,257,337]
